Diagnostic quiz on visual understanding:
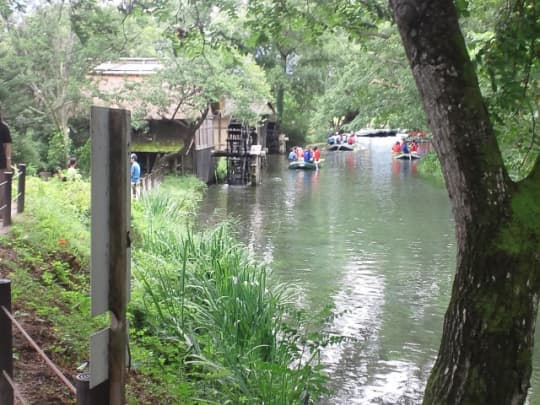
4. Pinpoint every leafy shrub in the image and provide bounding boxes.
[47,130,70,170]
[418,151,445,185]
[76,138,91,176]
[7,176,104,361]
[131,181,330,404]
[13,177,91,261]
[215,157,227,183]
[11,128,45,170]
[8,173,330,403]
